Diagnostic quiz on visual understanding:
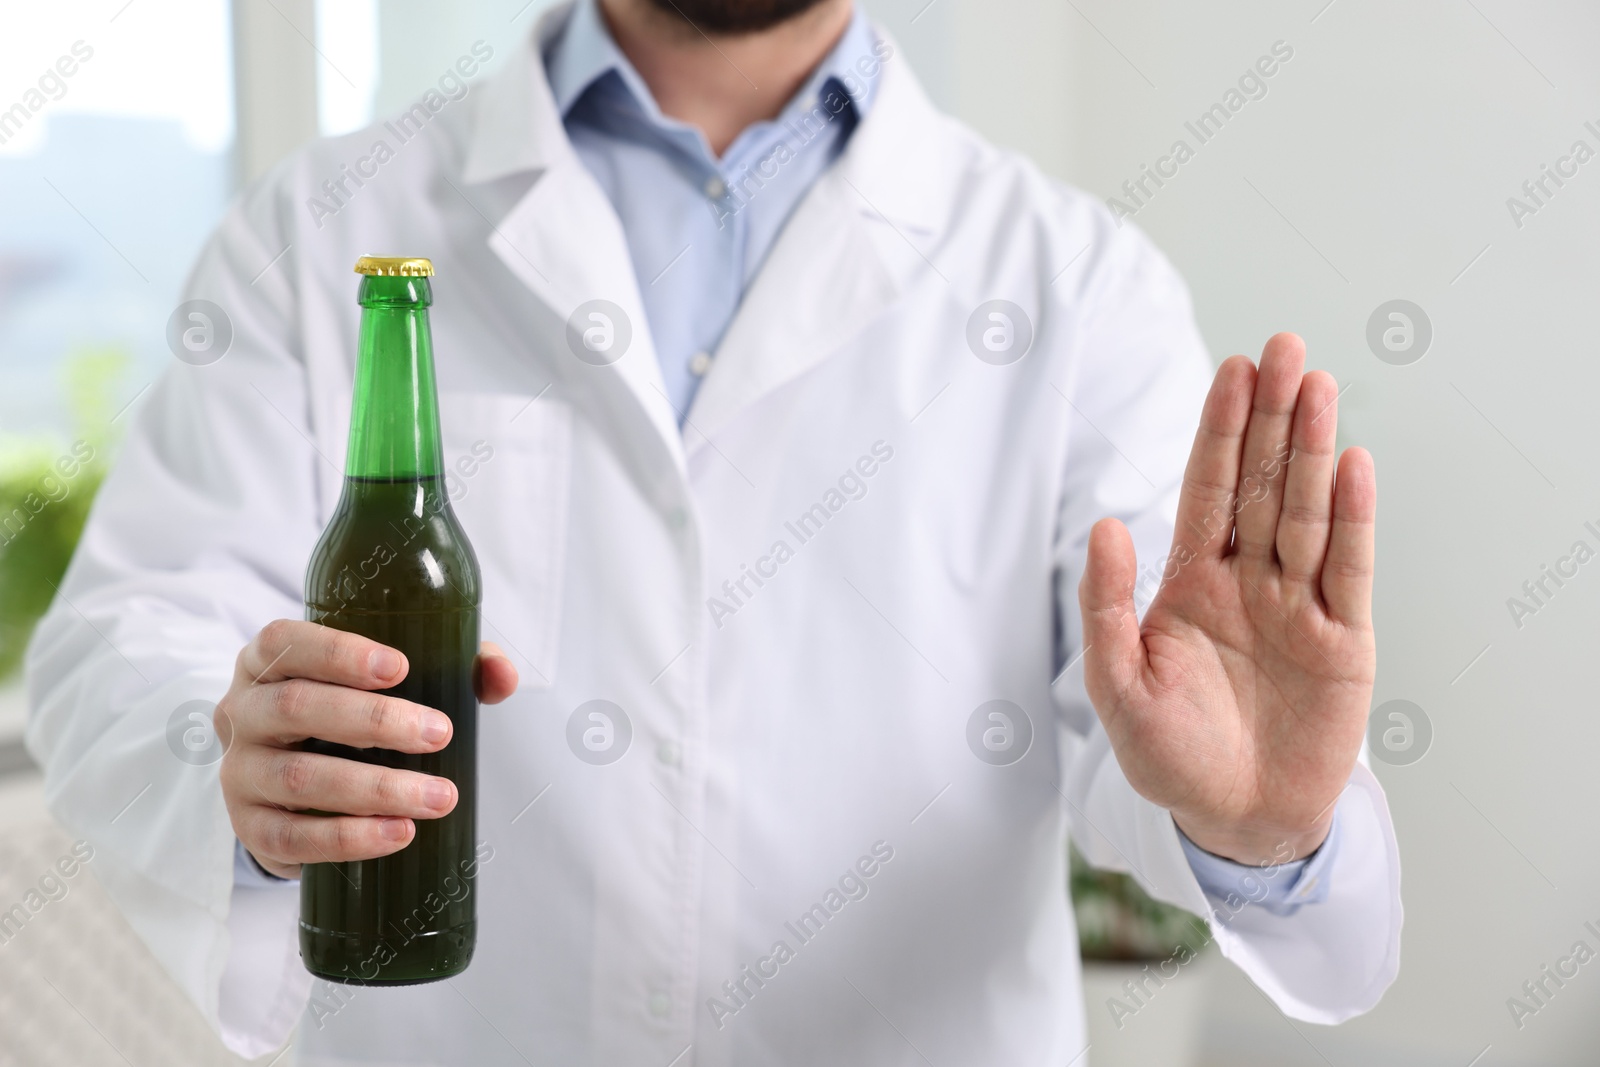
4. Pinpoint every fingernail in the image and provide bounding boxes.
[422,779,455,811]
[370,649,403,680]
[421,713,450,745]
[380,817,411,841]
